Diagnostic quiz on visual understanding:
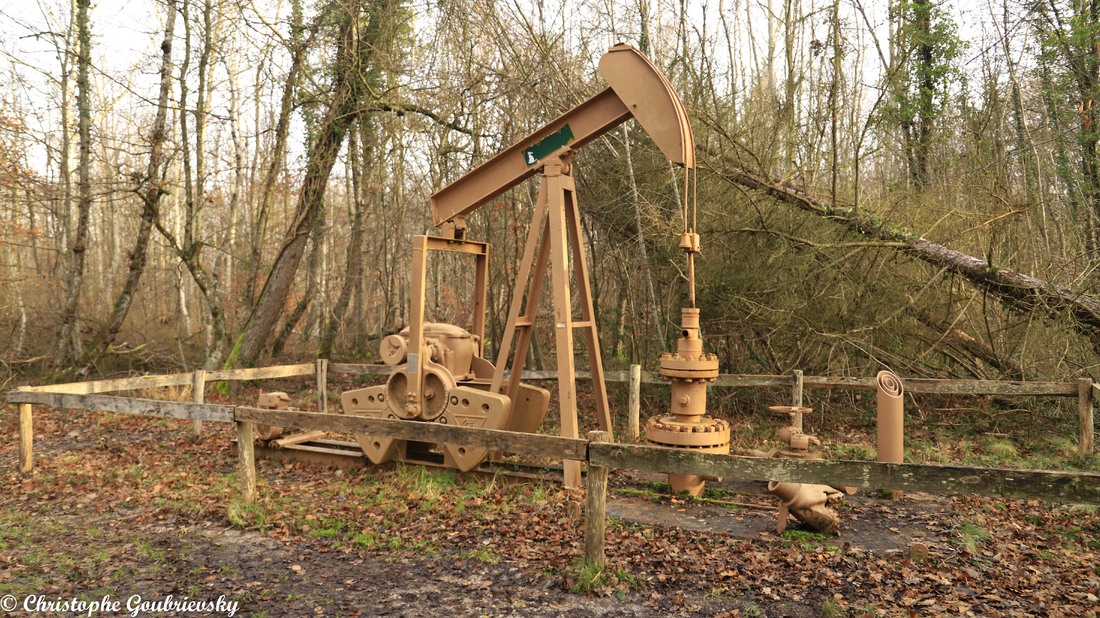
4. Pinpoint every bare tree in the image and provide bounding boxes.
[233,0,373,367]
[76,0,177,375]
[55,0,93,370]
